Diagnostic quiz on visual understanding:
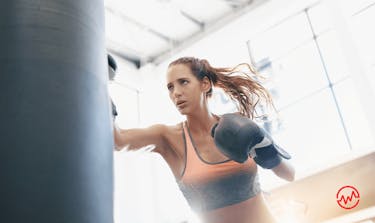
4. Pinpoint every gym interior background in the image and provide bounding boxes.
[2,0,373,222]
[107,0,375,222]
